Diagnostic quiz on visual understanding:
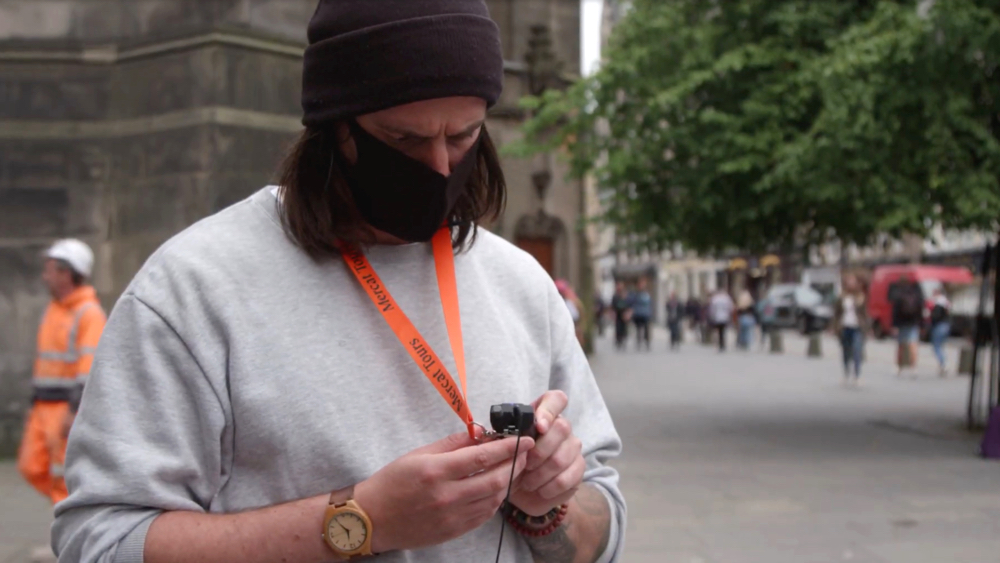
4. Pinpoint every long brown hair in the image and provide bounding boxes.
[277,123,506,260]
